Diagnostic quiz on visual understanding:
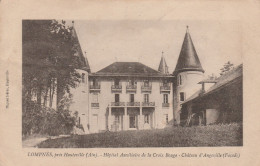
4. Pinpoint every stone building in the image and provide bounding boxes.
[51,25,242,133]
[68,26,210,133]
